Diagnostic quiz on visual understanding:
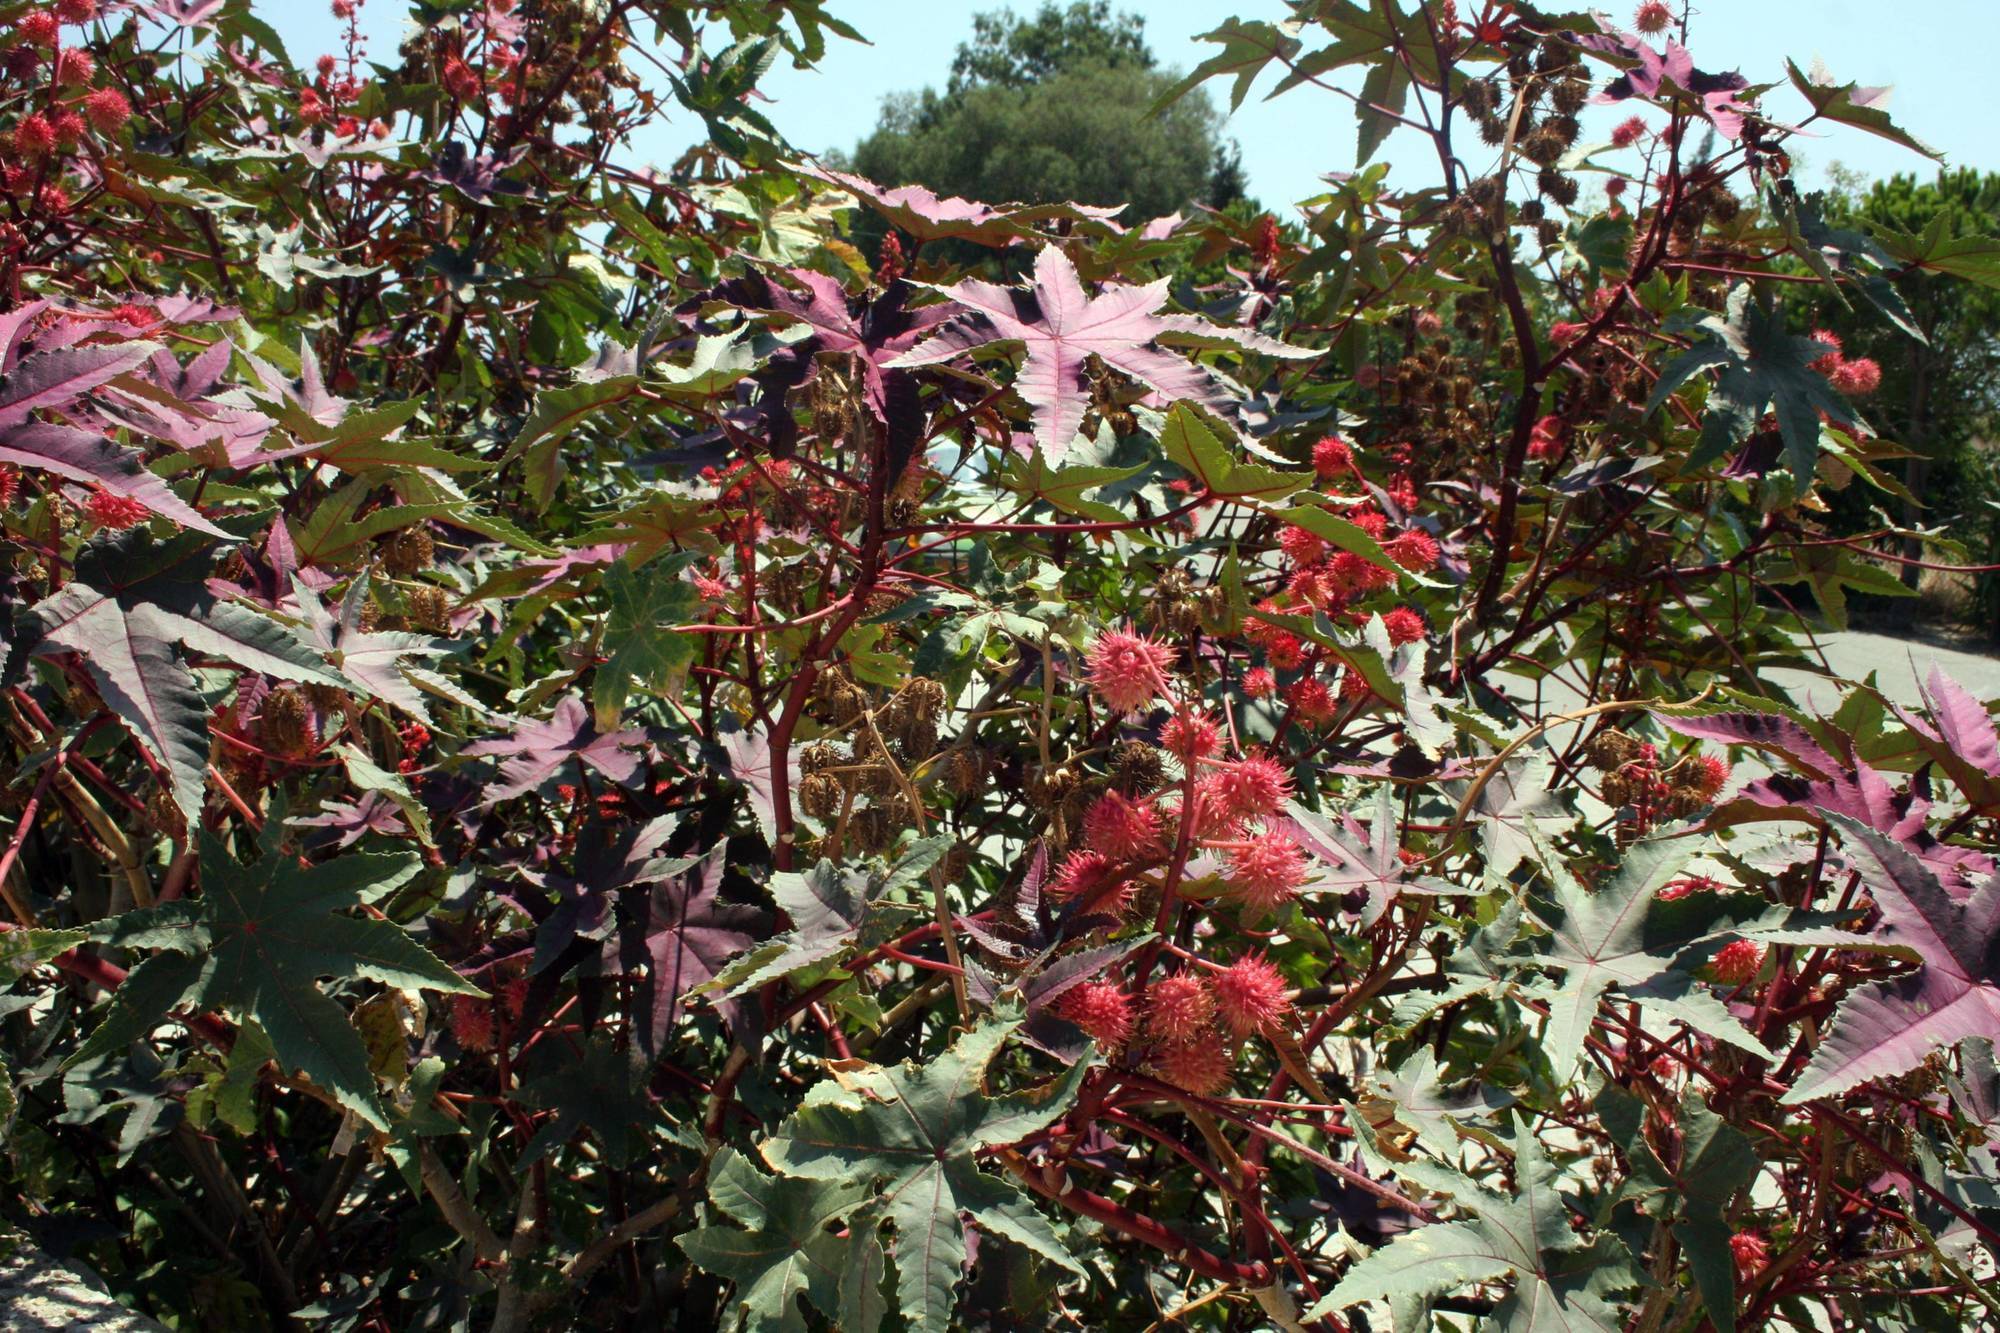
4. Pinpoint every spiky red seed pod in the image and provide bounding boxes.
[1830,356,1881,396]
[1150,1038,1234,1095]
[83,486,149,530]
[1215,953,1293,1037]
[1312,435,1355,477]
[13,112,56,159]
[441,55,483,102]
[1278,524,1326,566]
[1225,828,1311,917]
[1146,973,1215,1044]
[1549,320,1588,346]
[449,995,495,1052]
[874,231,906,286]
[16,11,59,46]
[1059,980,1135,1047]
[53,45,91,84]
[1049,849,1115,900]
[1285,676,1335,725]
[83,87,131,134]
[1730,1231,1769,1281]
[1210,755,1292,820]
[1265,630,1306,670]
[1242,667,1276,699]
[1350,507,1389,539]
[0,463,18,505]
[1086,627,1176,714]
[1160,708,1221,762]
[1633,1,1672,34]
[1384,529,1440,572]
[1688,754,1730,800]
[1711,939,1764,986]
[1083,790,1162,861]
[55,0,97,21]
[1381,607,1427,646]
[500,976,528,1020]
[51,110,85,147]
[1528,414,1565,460]
[1610,114,1648,148]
